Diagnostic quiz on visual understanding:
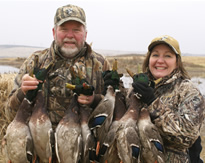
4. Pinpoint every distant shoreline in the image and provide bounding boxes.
[0,45,205,57]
